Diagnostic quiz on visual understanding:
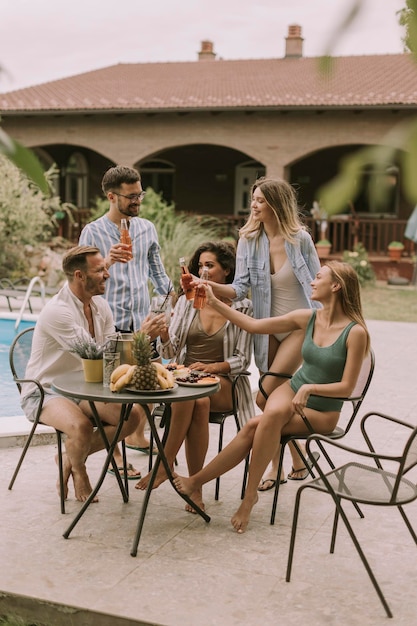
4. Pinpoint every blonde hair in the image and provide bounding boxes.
[239,177,306,243]
[325,260,371,354]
